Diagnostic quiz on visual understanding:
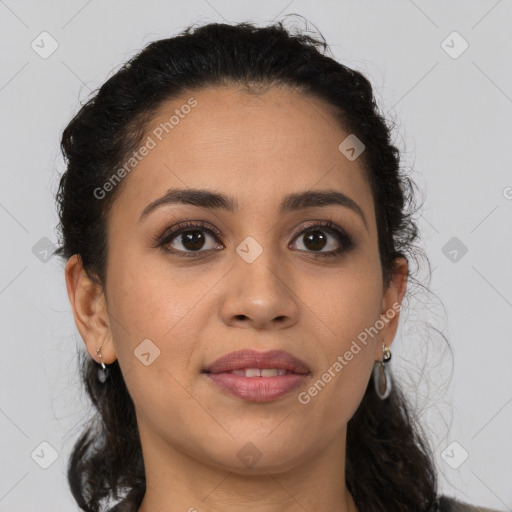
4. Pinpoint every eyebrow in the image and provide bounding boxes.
[139,188,368,229]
